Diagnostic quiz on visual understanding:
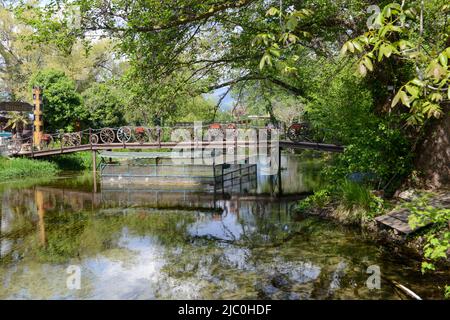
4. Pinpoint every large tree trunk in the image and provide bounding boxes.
[413,105,450,189]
